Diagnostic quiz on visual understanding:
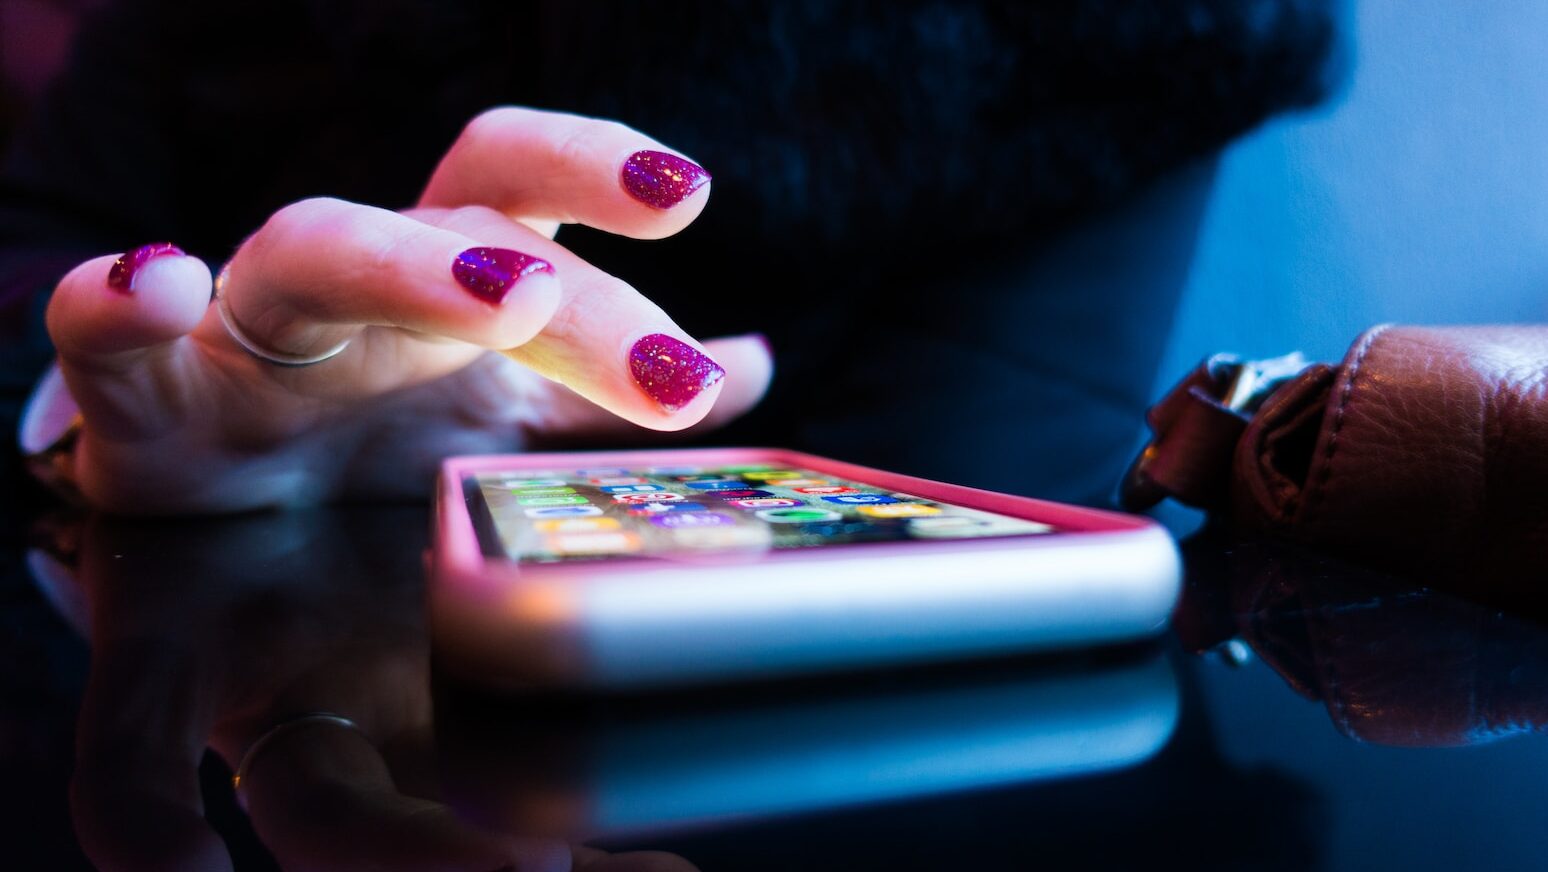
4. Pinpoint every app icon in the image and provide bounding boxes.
[764,478,830,487]
[906,517,989,538]
[505,478,569,489]
[524,505,604,518]
[534,517,622,533]
[589,476,648,486]
[599,483,665,494]
[906,516,975,530]
[858,503,942,518]
[648,511,735,529]
[646,465,702,476]
[613,492,684,503]
[493,471,561,483]
[727,498,803,509]
[821,494,898,505]
[576,467,630,477]
[505,486,576,497]
[546,531,641,555]
[517,494,591,507]
[626,501,708,515]
[792,486,859,495]
[705,489,774,499]
[718,464,783,474]
[756,507,842,523]
[737,470,801,480]
[684,480,747,490]
[670,525,774,550]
